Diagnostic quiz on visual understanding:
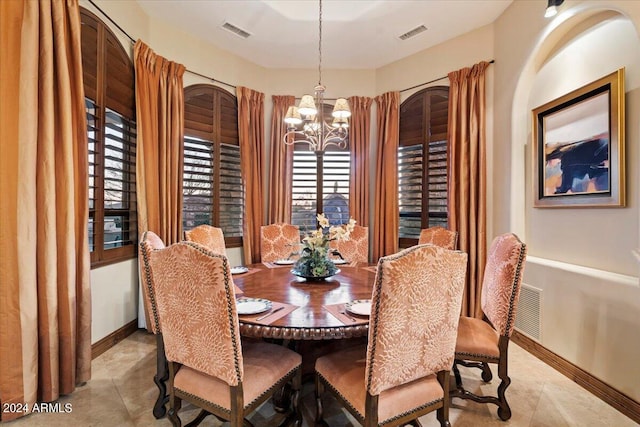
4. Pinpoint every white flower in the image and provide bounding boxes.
[317,213,329,228]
